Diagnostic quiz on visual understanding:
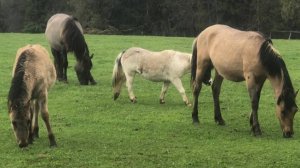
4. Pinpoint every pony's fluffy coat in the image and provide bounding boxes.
[112,47,192,105]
